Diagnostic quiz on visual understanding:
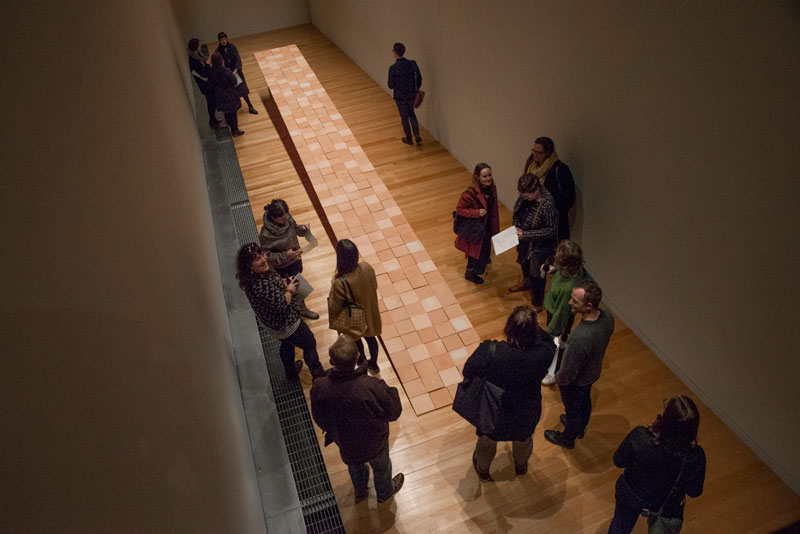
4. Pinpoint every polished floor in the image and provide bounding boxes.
[221,23,800,534]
